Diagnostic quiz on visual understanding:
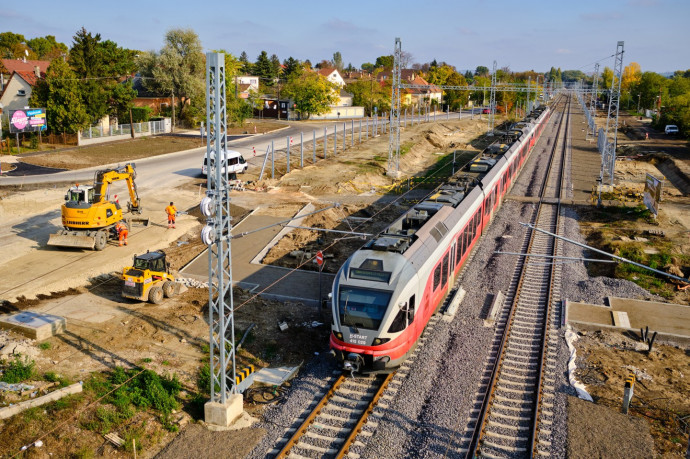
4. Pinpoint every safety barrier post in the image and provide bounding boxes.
[351,119,354,147]
[300,132,303,168]
[271,140,275,179]
[286,136,290,173]
[343,122,346,151]
[334,124,337,156]
[359,119,362,144]
[313,130,316,163]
